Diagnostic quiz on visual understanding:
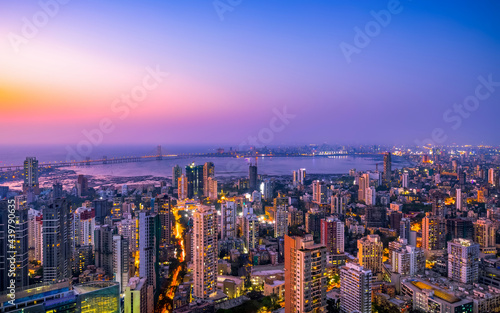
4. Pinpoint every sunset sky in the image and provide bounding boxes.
[1,0,500,146]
